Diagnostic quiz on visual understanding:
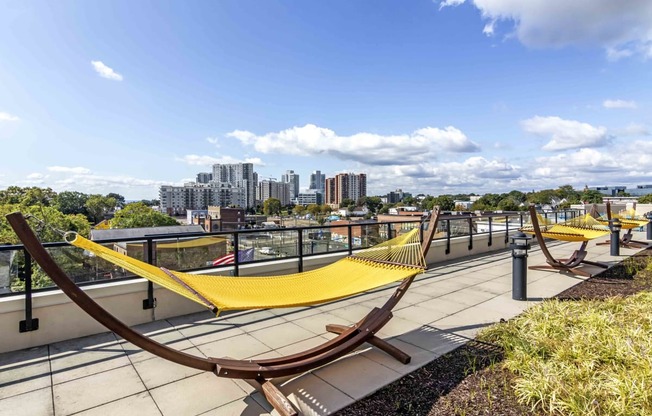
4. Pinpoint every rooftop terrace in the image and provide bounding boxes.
[0,213,649,415]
